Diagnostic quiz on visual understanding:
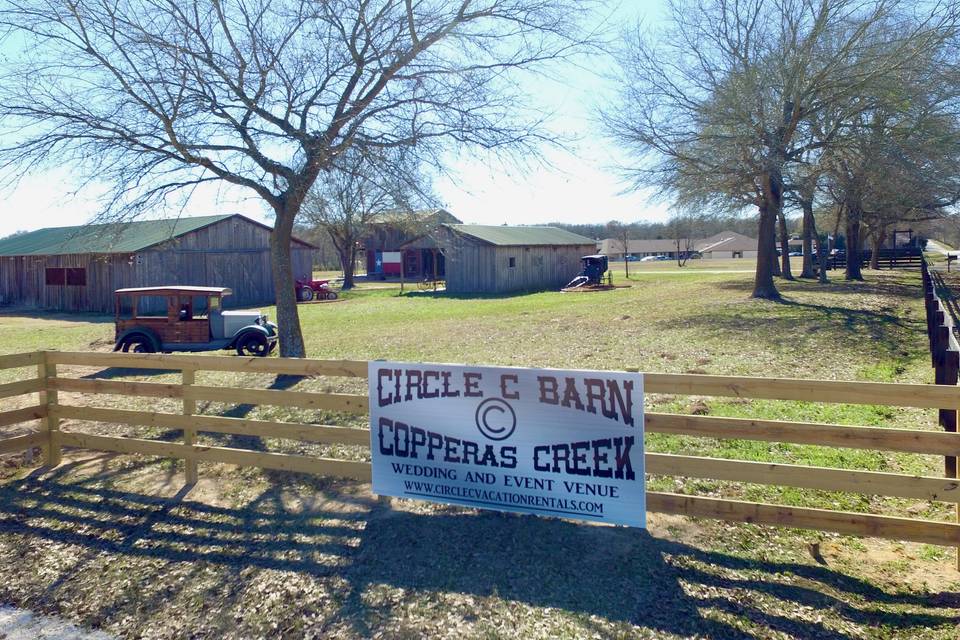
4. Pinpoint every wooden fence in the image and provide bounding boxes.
[1,350,960,560]
[922,258,960,466]
[829,248,924,270]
